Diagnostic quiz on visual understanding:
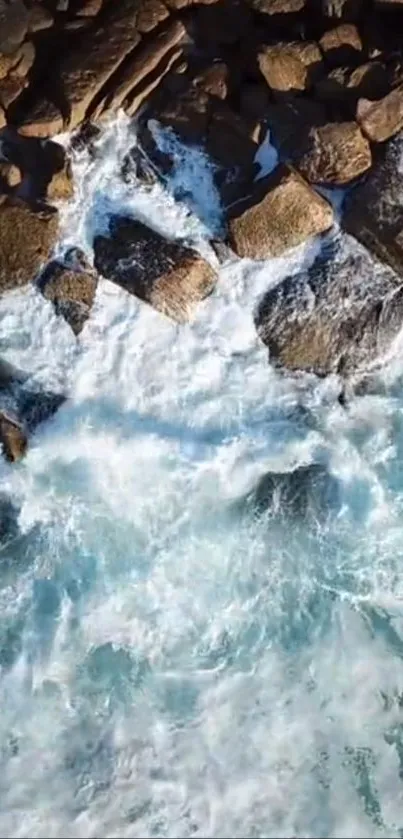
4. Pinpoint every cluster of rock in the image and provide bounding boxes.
[2,0,403,462]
